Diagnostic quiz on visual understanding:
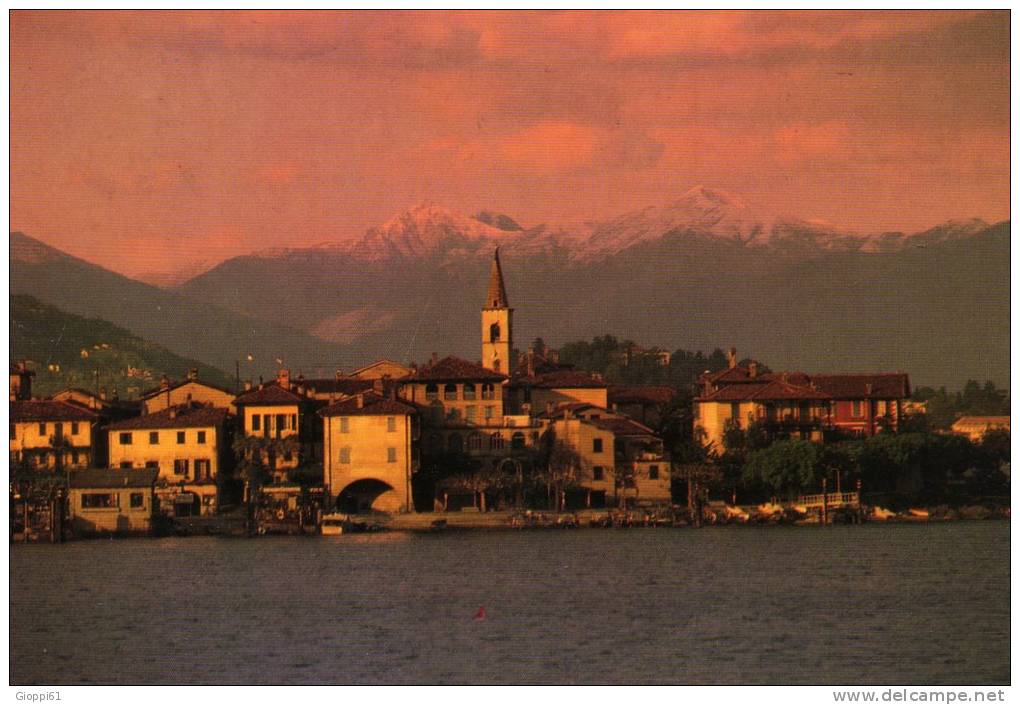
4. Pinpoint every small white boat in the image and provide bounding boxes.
[320,513,349,536]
